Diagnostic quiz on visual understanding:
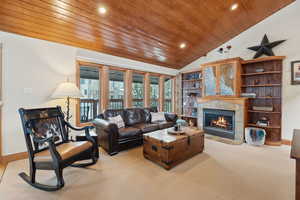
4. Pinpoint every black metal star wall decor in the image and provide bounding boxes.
[248,34,286,59]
